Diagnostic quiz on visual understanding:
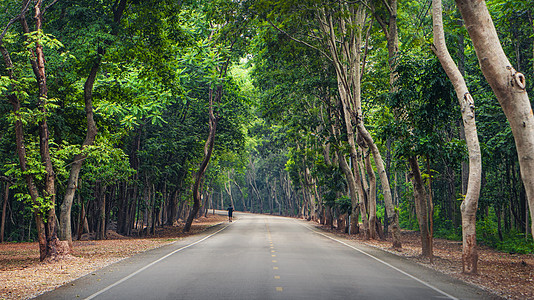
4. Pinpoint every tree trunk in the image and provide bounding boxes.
[169,190,179,226]
[372,0,403,248]
[432,0,482,273]
[408,156,432,259]
[234,180,247,212]
[364,150,377,239]
[184,87,219,232]
[59,48,101,247]
[96,183,107,240]
[305,166,317,221]
[77,193,89,240]
[6,0,67,261]
[339,153,369,239]
[455,0,534,239]
[1,182,9,243]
